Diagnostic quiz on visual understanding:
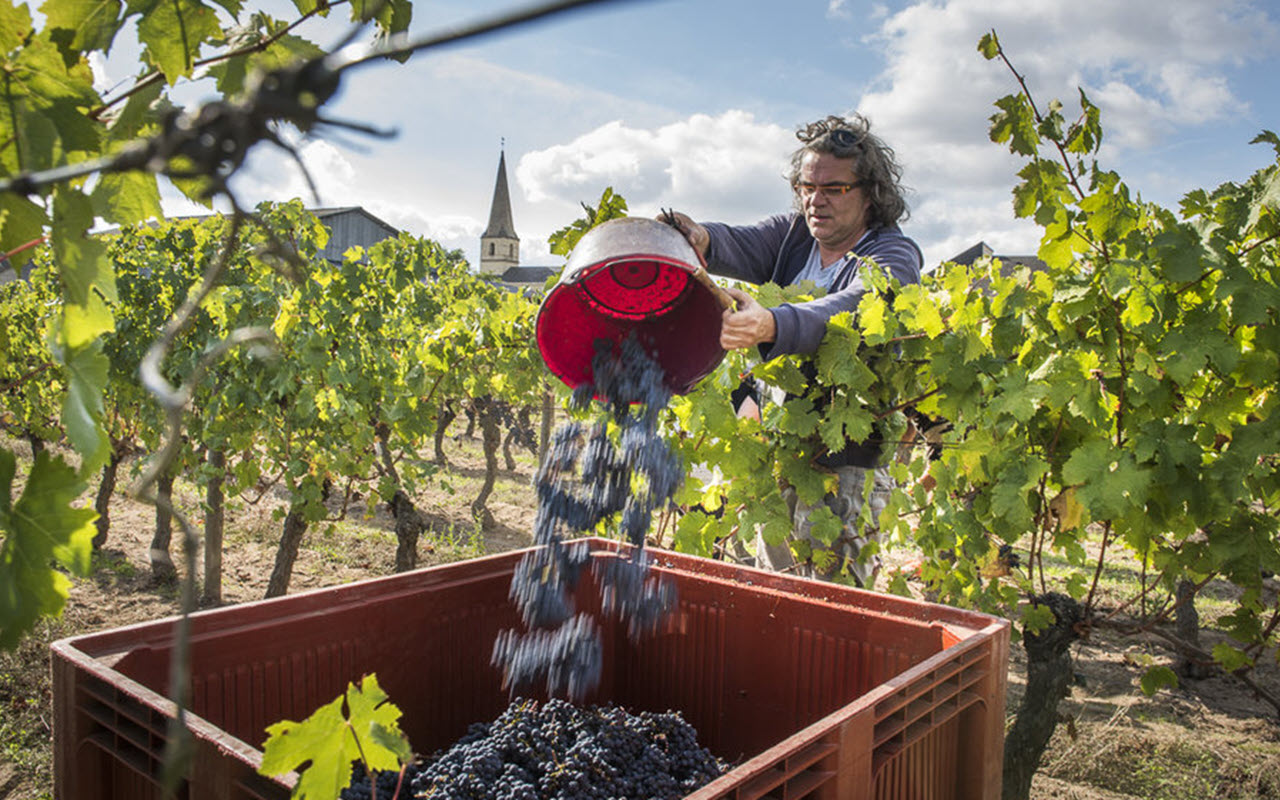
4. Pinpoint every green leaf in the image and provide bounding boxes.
[1020,601,1056,635]
[0,0,34,52]
[289,0,328,15]
[0,449,97,650]
[208,17,324,98]
[62,290,115,350]
[1119,286,1155,328]
[777,397,819,437]
[857,291,889,341]
[896,286,945,339]
[60,340,110,472]
[260,674,409,800]
[1211,643,1253,673]
[753,357,808,396]
[1064,89,1102,154]
[1012,159,1072,225]
[1064,573,1088,600]
[816,338,875,391]
[103,78,166,143]
[51,186,113,309]
[1139,665,1178,697]
[344,675,409,772]
[672,509,717,557]
[1250,130,1280,159]
[260,694,351,795]
[805,505,842,546]
[42,0,125,56]
[989,94,1039,156]
[90,171,163,226]
[136,0,222,83]
[0,193,49,273]
[977,30,999,60]
[1151,227,1204,282]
